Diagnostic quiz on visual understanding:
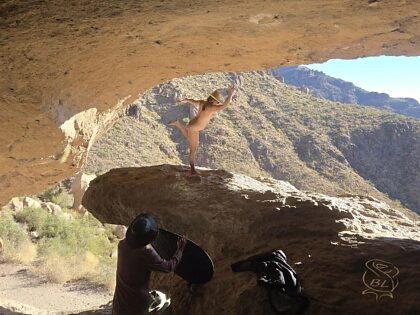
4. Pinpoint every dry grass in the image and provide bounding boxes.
[36,251,99,283]
[0,204,118,291]
[0,210,37,264]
